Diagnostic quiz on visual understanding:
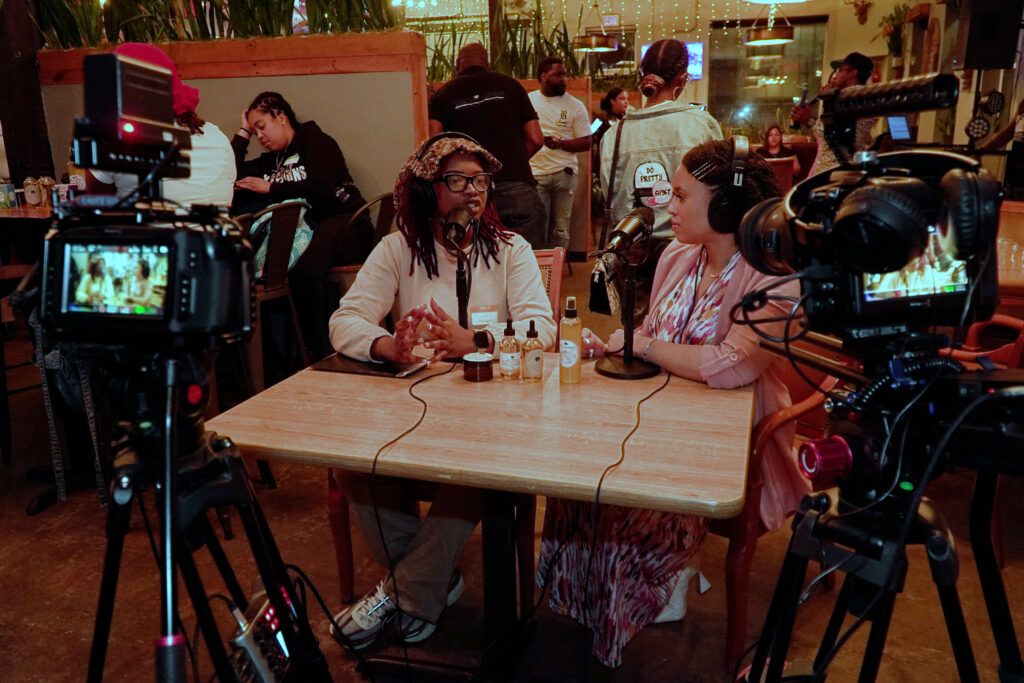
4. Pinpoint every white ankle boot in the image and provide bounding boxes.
[653,565,711,624]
